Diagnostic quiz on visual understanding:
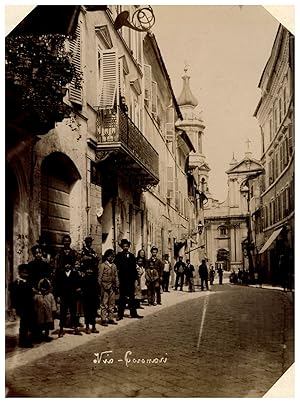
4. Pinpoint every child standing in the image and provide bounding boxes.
[99,249,119,326]
[145,260,159,306]
[135,256,145,309]
[34,278,56,342]
[10,264,34,348]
